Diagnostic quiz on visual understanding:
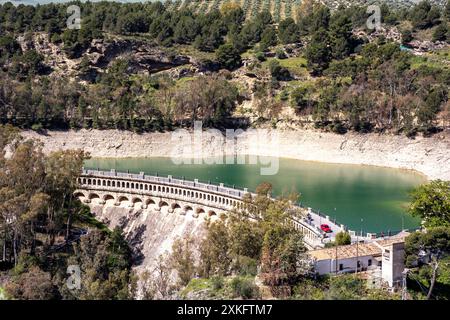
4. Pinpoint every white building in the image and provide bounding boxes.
[309,235,407,288]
